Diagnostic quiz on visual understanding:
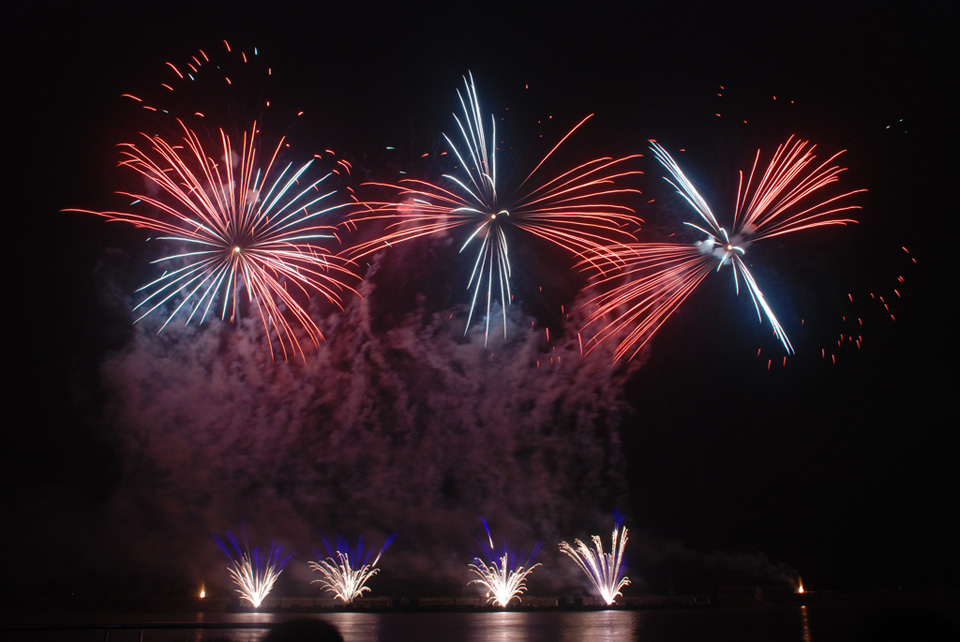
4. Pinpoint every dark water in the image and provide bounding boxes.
[6,602,959,642]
